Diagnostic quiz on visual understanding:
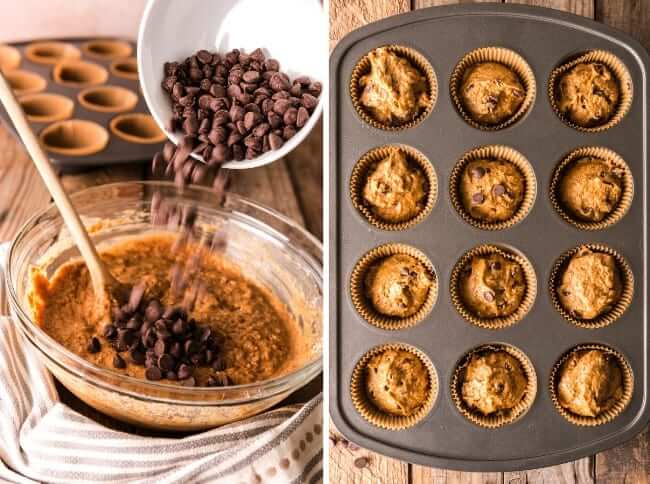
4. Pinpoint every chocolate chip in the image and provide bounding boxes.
[113,354,126,369]
[177,364,192,380]
[158,354,175,371]
[470,166,485,179]
[126,317,142,331]
[103,324,117,339]
[493,184,506,196]
[472,192,485,204]
[354,457,369,469]
[128,281,146,313]
[145,300,163,322]
[87,337,100,354]
[145,367,163,381]
[154,339,167,357]
[129,348,146,365]
[483,291,495,302]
